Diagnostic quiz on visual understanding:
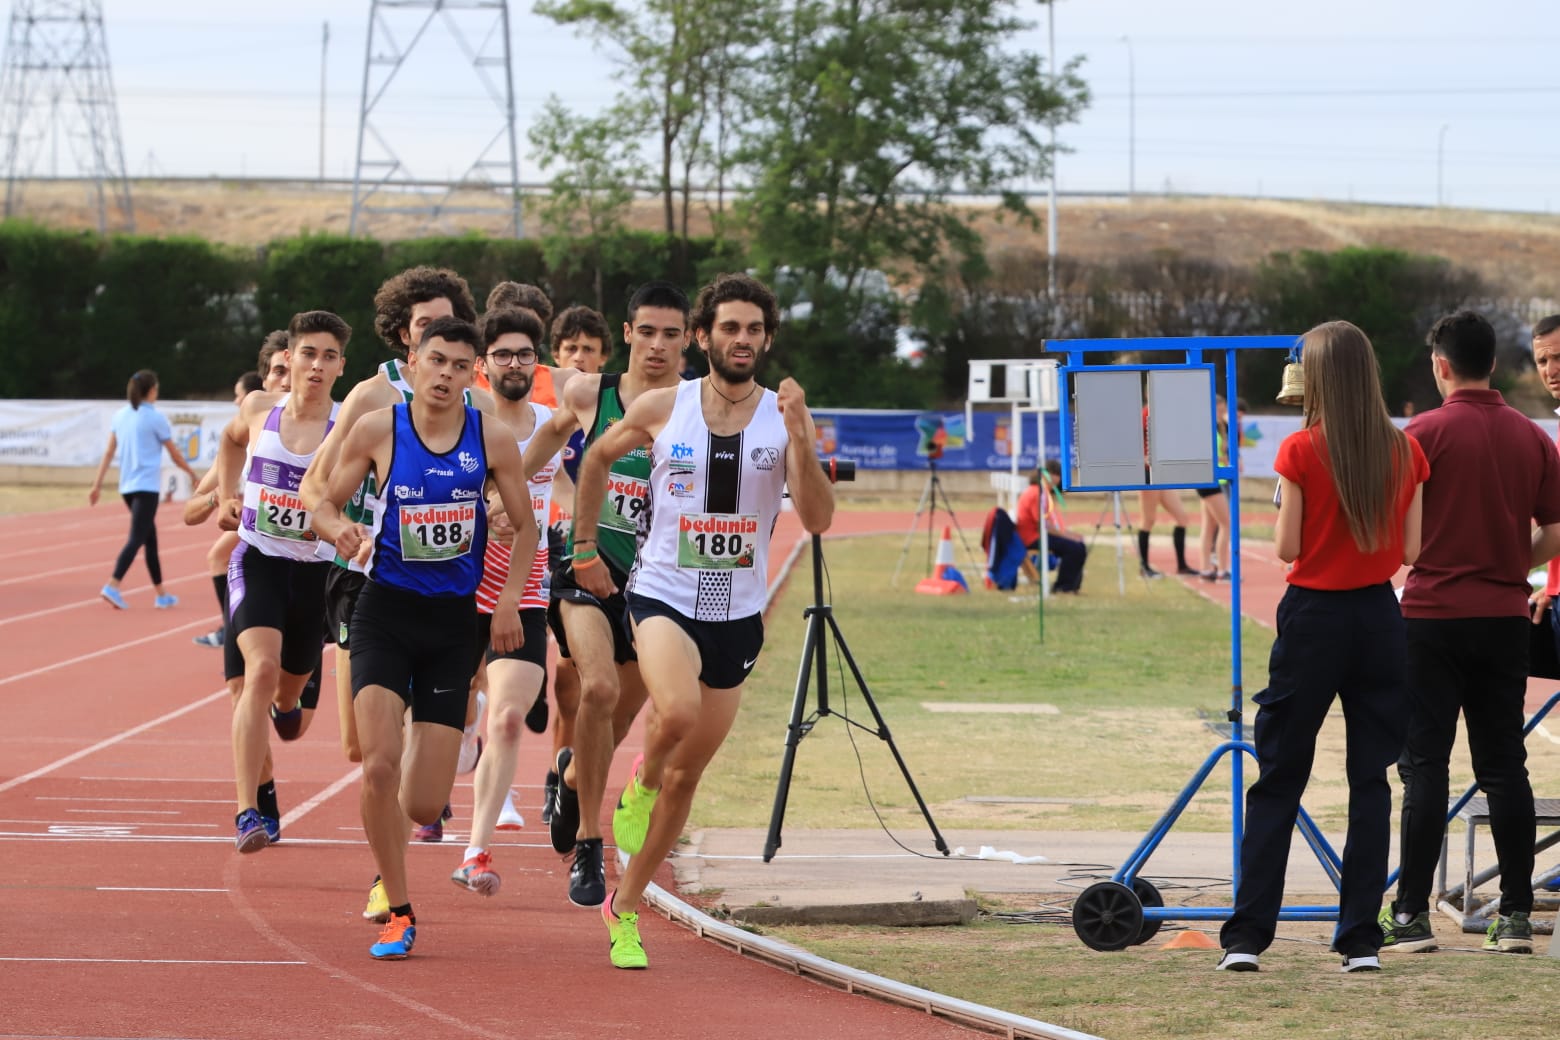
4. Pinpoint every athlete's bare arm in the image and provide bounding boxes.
[568,385,677,598]
[214,390,284,531]
[310,408,394,561]
[300,376,396,514]
[522,371,599,480]
[777,377,835,534]
[482,414,541,654]
[182,467,223,526]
